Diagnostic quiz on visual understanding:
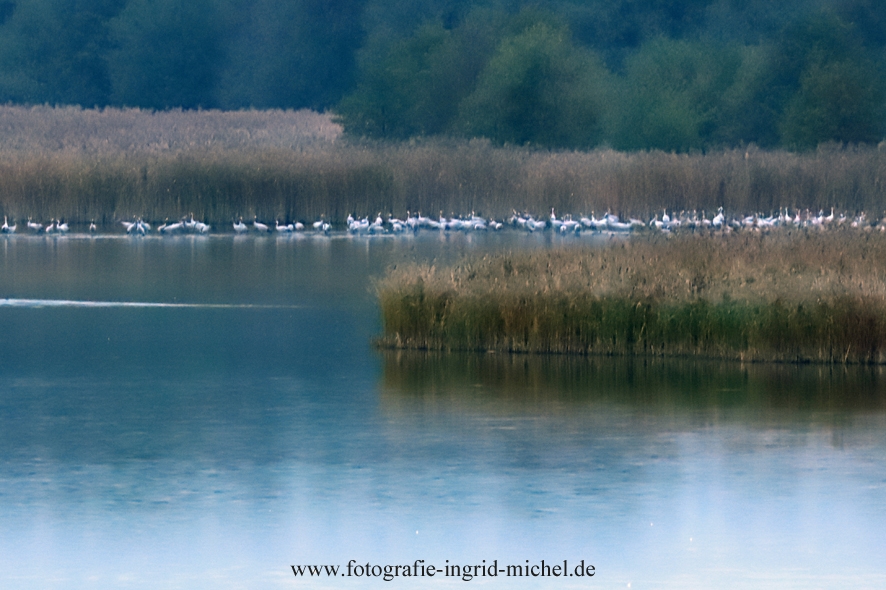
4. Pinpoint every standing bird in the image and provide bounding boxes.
[1,216,15,233]
[253,216,269,232]
[233,217,248,233]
